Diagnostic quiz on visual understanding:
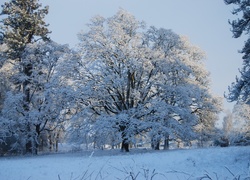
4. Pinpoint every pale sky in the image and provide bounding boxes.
[3,0,245,113]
